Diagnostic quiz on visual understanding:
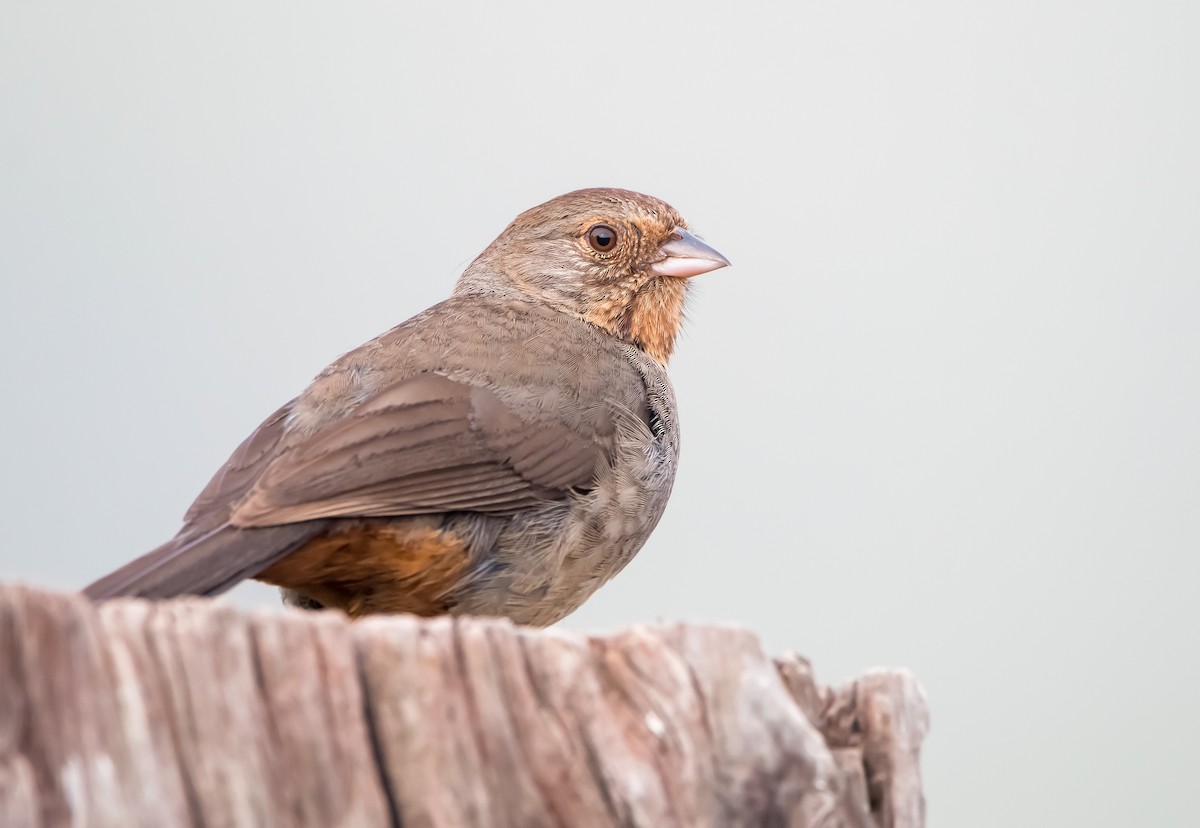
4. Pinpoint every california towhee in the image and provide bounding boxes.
[84,188,729,625]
